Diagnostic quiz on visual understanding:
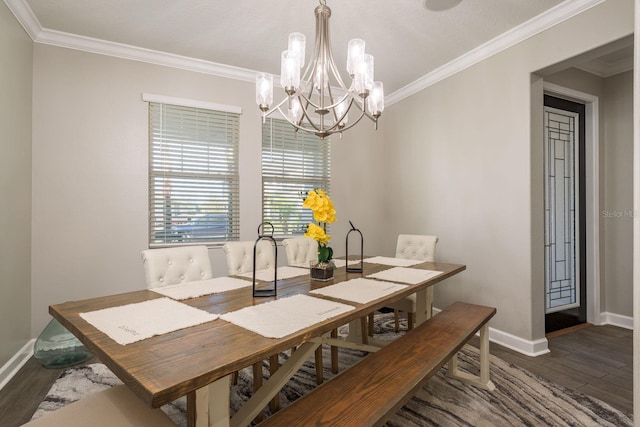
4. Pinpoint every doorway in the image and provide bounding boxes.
[543,95,587,334]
